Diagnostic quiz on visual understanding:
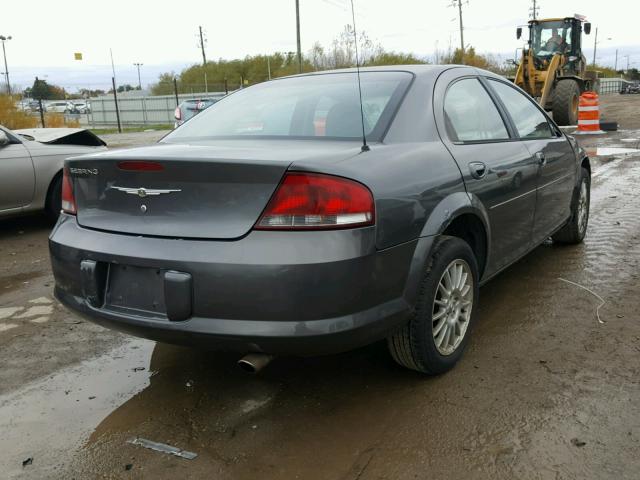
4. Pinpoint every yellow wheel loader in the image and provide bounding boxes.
[514,15,599,125]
